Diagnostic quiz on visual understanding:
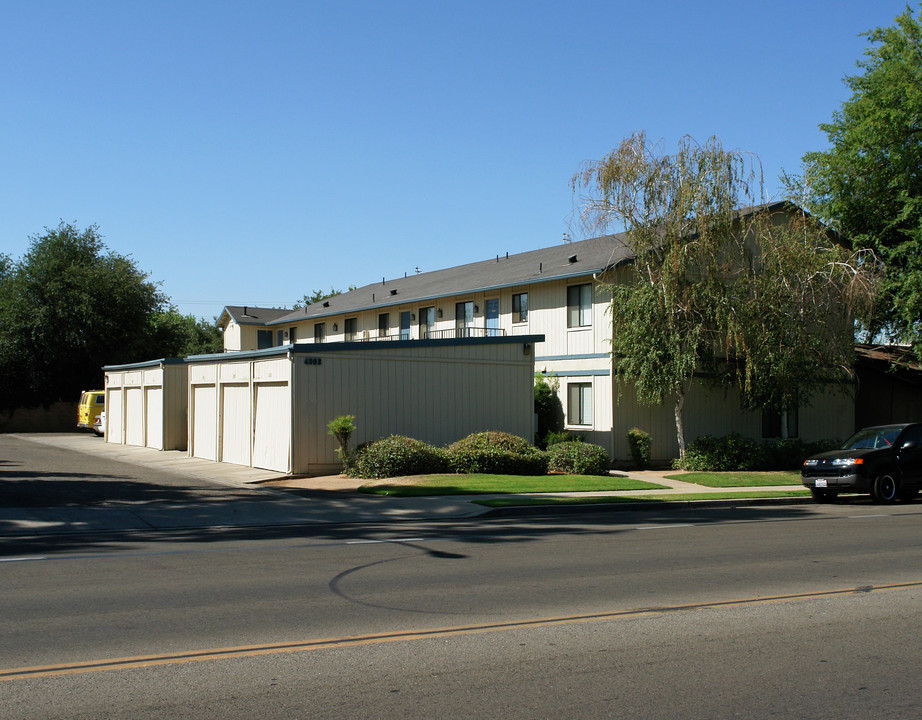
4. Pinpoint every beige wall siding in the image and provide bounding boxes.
[611,379,857,462]
[293,341,536,473]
